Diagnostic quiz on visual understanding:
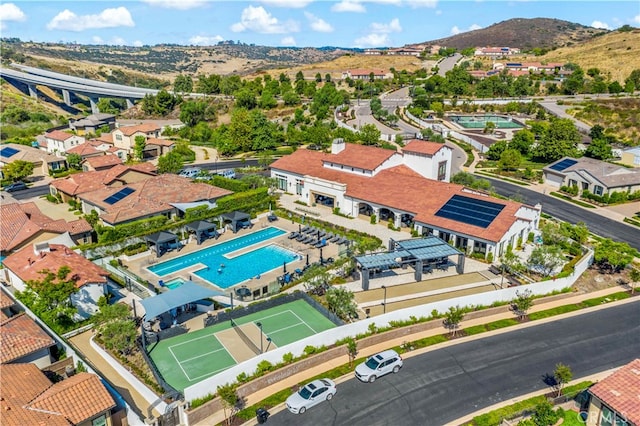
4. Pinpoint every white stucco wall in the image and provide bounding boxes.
[402,146,453,181]
[70,283,106,318]
[544,171,565,188]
